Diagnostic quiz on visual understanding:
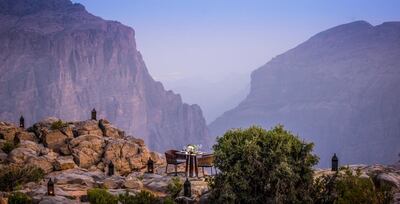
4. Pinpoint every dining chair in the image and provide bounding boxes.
[165,149,186,176]
[197,153,215,176]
